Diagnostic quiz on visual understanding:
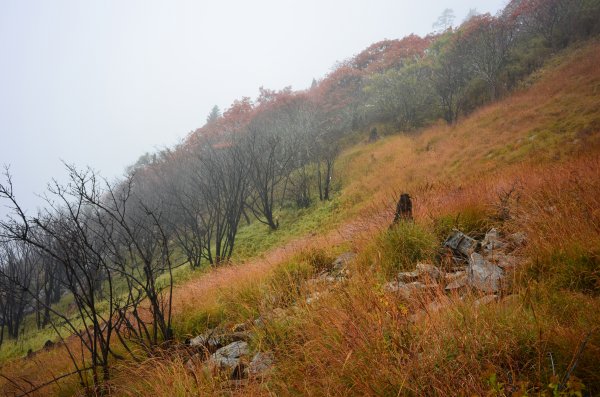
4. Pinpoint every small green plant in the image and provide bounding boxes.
[483,373,587,397]
[547,375,586,397]
[484,370,506,396]
[434,205,493,240]
[367,222,437,278]
[298,247,335,274]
